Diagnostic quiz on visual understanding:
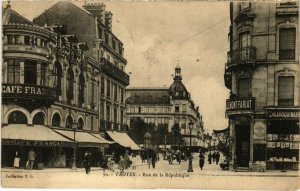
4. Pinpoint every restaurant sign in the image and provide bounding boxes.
[226,98,255,111]
[2,139,73,147]
[2,83,56,101]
